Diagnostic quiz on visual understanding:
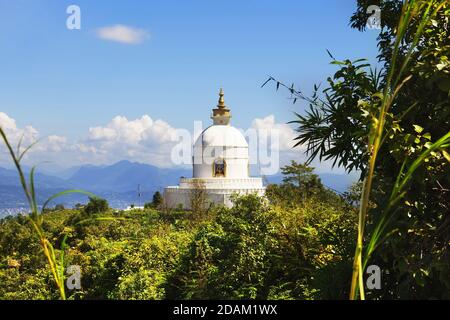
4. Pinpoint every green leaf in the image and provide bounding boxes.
[424,142,433,149]
[413,125,424,133]
[436,63,446,71]
[330,60,346,66]
[422,132,431,140]
[29,166,38,218]
[442,150,450,162]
